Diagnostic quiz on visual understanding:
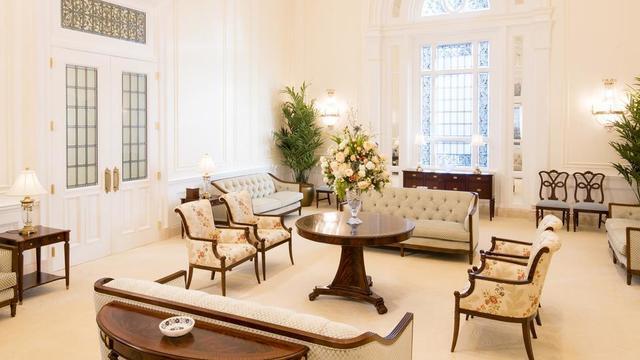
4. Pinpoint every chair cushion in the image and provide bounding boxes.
[105,278,362,339]
[536,199,570,209]
[573,202,608,212]
[257,229,291,247]
[269,191,303,206]
[0,288,14,302]
[188,241,256,268]
[222,191,257,224]
[0,272,16,291]
[413,219,469,242]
